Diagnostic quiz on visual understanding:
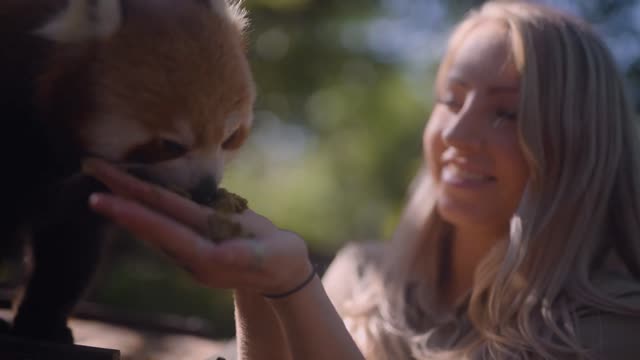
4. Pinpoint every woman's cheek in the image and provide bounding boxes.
[424,114,445,174]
